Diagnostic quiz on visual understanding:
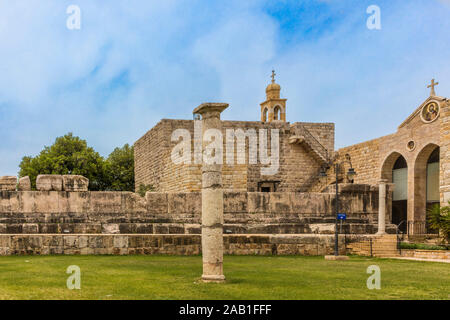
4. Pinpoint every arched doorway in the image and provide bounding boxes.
[381,152,408,232]
[426,147,439,233]
[392,156,408,231]
[413,143,440,234]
